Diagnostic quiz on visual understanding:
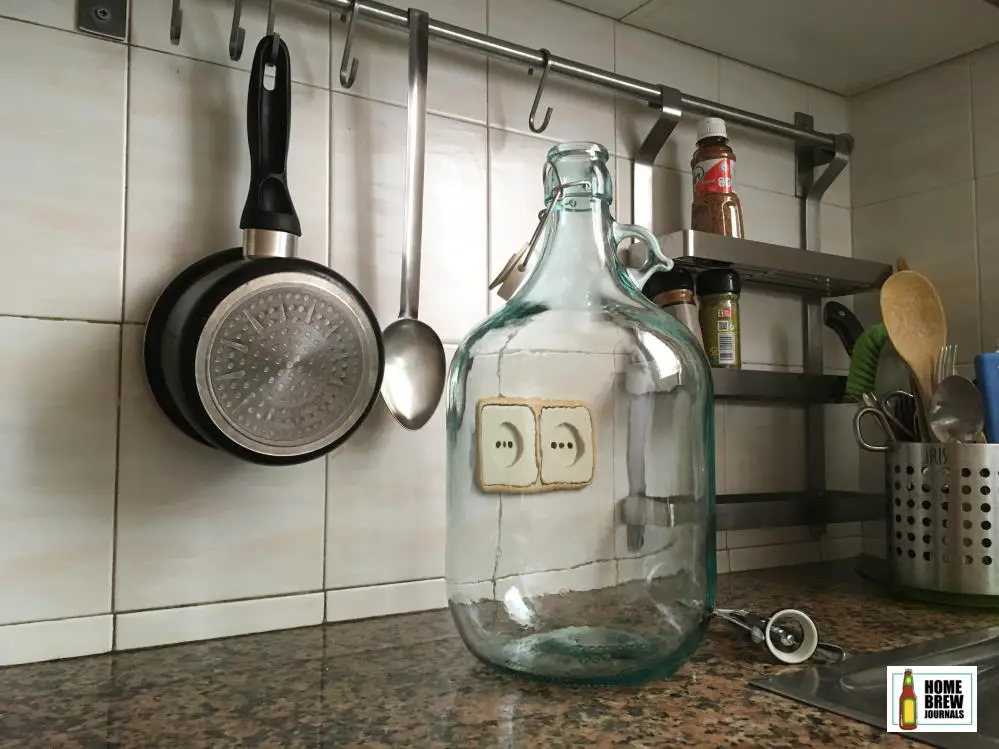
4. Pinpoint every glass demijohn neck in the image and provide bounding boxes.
[517,142,627,306]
